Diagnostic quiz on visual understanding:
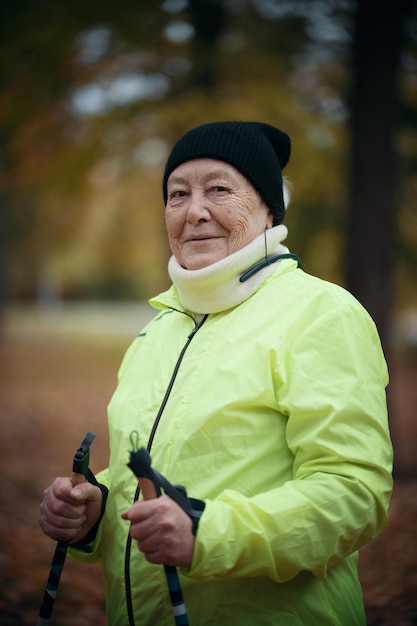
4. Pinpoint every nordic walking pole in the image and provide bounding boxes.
[127,433,190,626]
[36,430,96,626]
